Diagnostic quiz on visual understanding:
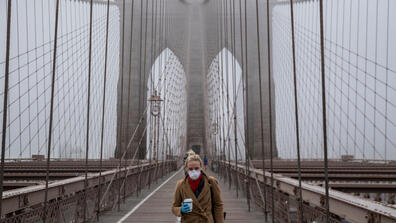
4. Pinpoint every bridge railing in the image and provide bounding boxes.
[1,160,177,222]
[215,160,396,223]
